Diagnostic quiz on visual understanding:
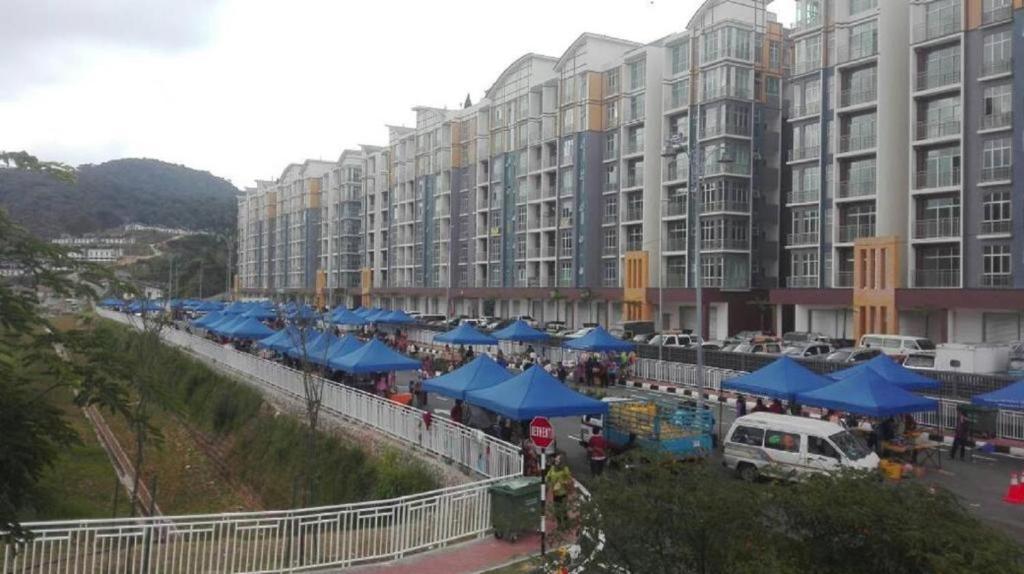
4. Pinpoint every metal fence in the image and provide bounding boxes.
[2,310,525,574]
